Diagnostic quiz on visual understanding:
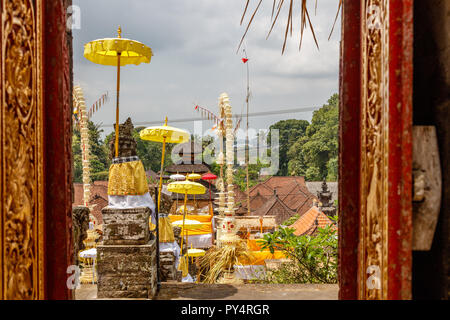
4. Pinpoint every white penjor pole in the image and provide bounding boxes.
[73,86,91,207]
